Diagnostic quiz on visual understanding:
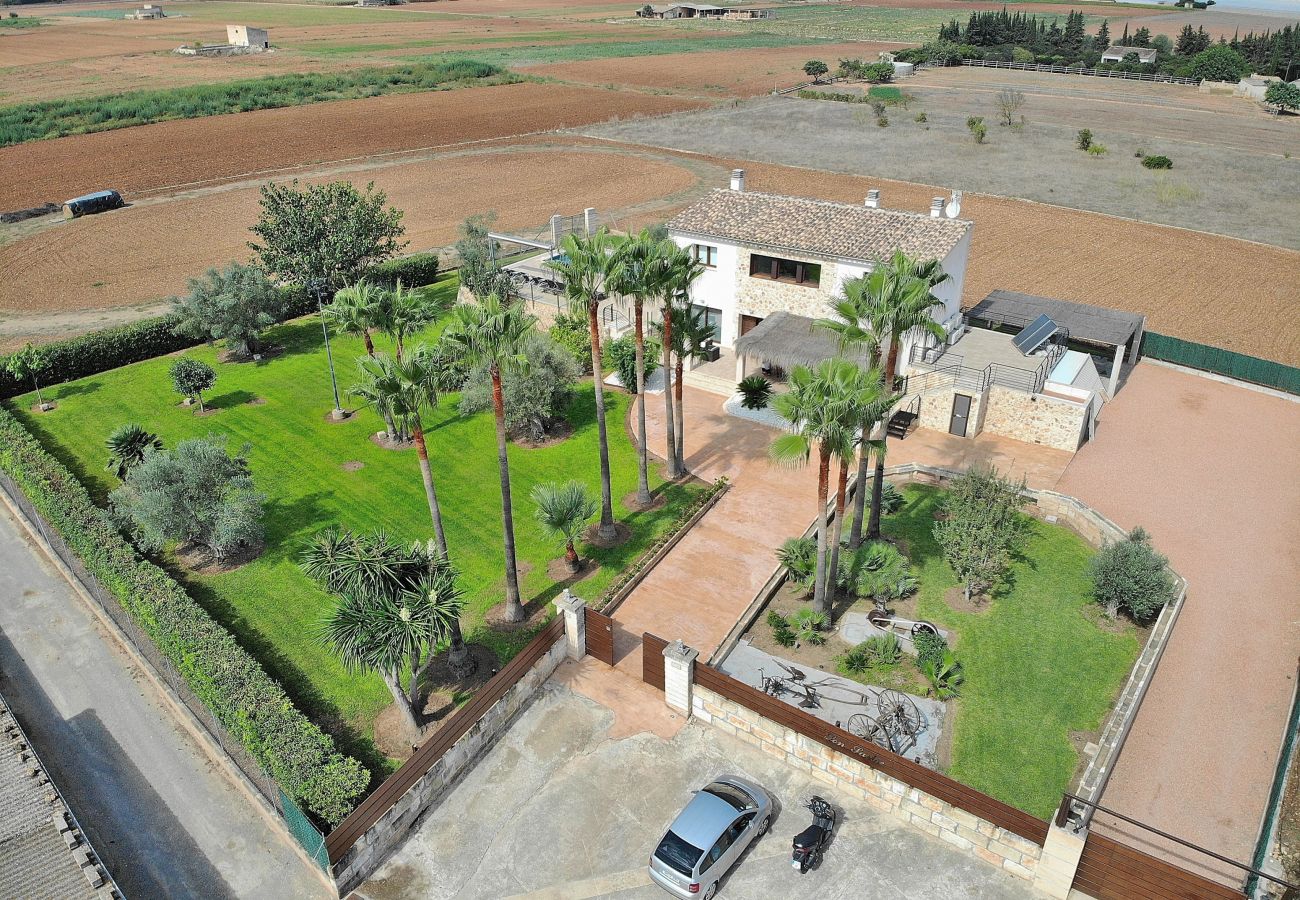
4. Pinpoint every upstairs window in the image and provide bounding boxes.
[749,253,820,287]
[692,244,718,268]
